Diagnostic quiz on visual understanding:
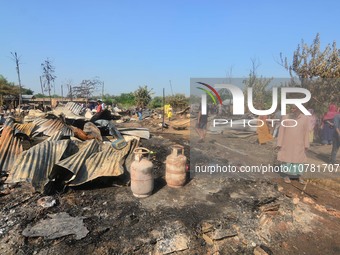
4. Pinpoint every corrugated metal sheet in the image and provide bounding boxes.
[65,102,85,115]
[32,118,73,137]
[3,117,36,137]
[118,128,150,139]
[46,130,65,141]
[0,126,23,172]
[46,126,74,141]
[52,102,86,120]
[6,139,70,191]
[67,139,139,186]
[53,139,100,181]
[12,122,36,137]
